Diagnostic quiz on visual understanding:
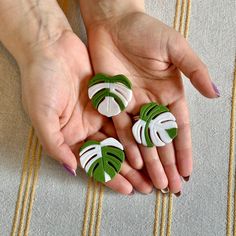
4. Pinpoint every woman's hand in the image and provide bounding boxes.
[0,0,108,173]
[20,30,107,173]
[80,1,220,194]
